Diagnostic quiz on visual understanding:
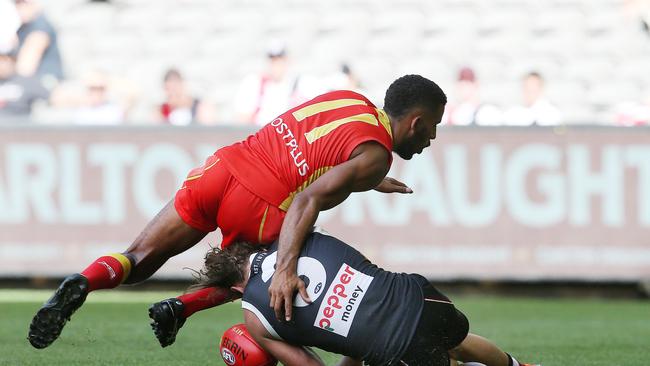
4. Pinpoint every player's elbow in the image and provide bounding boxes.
[292,191,325,214]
